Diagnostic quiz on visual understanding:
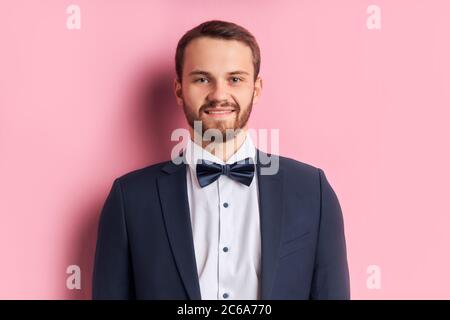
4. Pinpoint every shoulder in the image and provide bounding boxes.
[112,159,178,191]
[278,154,319,174]
[268,153,327,191]
[264,152,321,178]
[275,154,337,196]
